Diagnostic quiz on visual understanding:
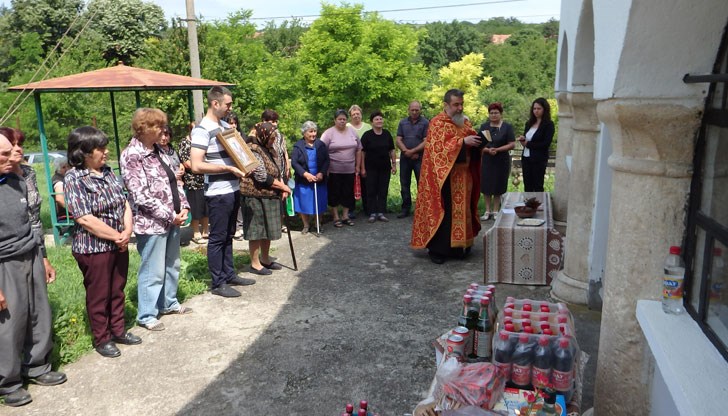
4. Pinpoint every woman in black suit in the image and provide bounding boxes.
[517,97,555,192]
